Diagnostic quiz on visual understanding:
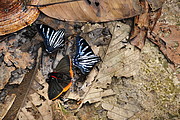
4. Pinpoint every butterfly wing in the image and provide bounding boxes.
[36,24,65,53]
[73,36,100,74]
[46,72,72,100]
[54,55,70,73]
[47,55,74,100]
